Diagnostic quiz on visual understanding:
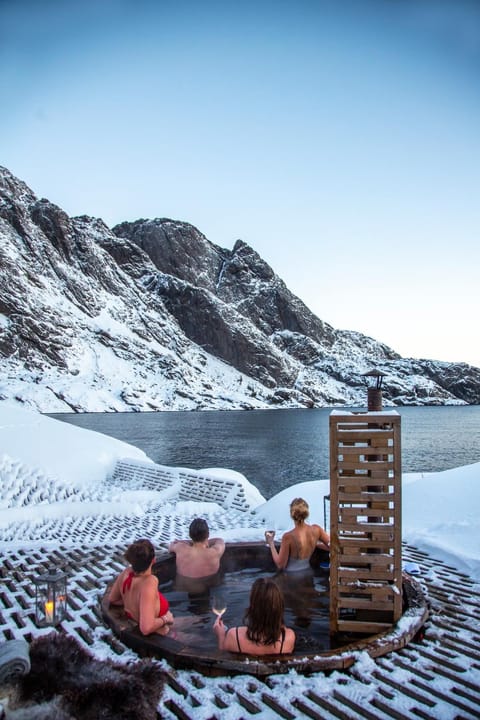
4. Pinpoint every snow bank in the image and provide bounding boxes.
[0,402,148,487]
